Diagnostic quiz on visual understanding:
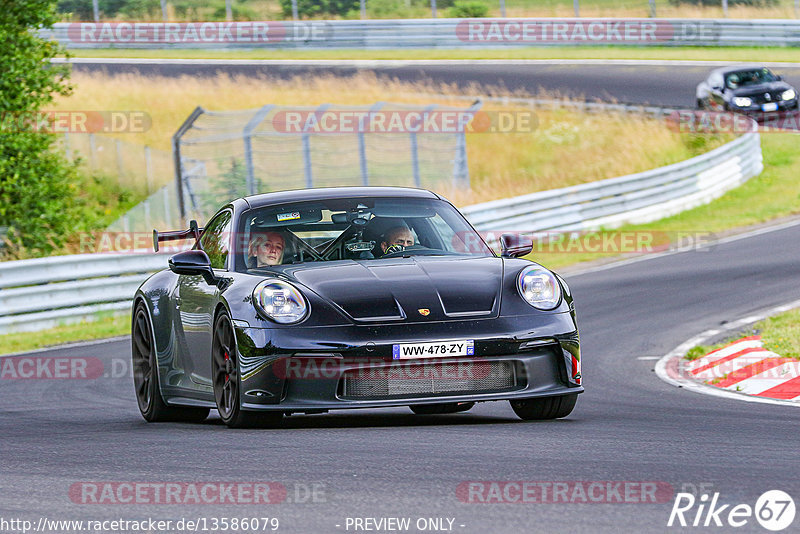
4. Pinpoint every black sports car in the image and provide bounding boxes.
[696,64,798,115]
[132,187,582,428]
